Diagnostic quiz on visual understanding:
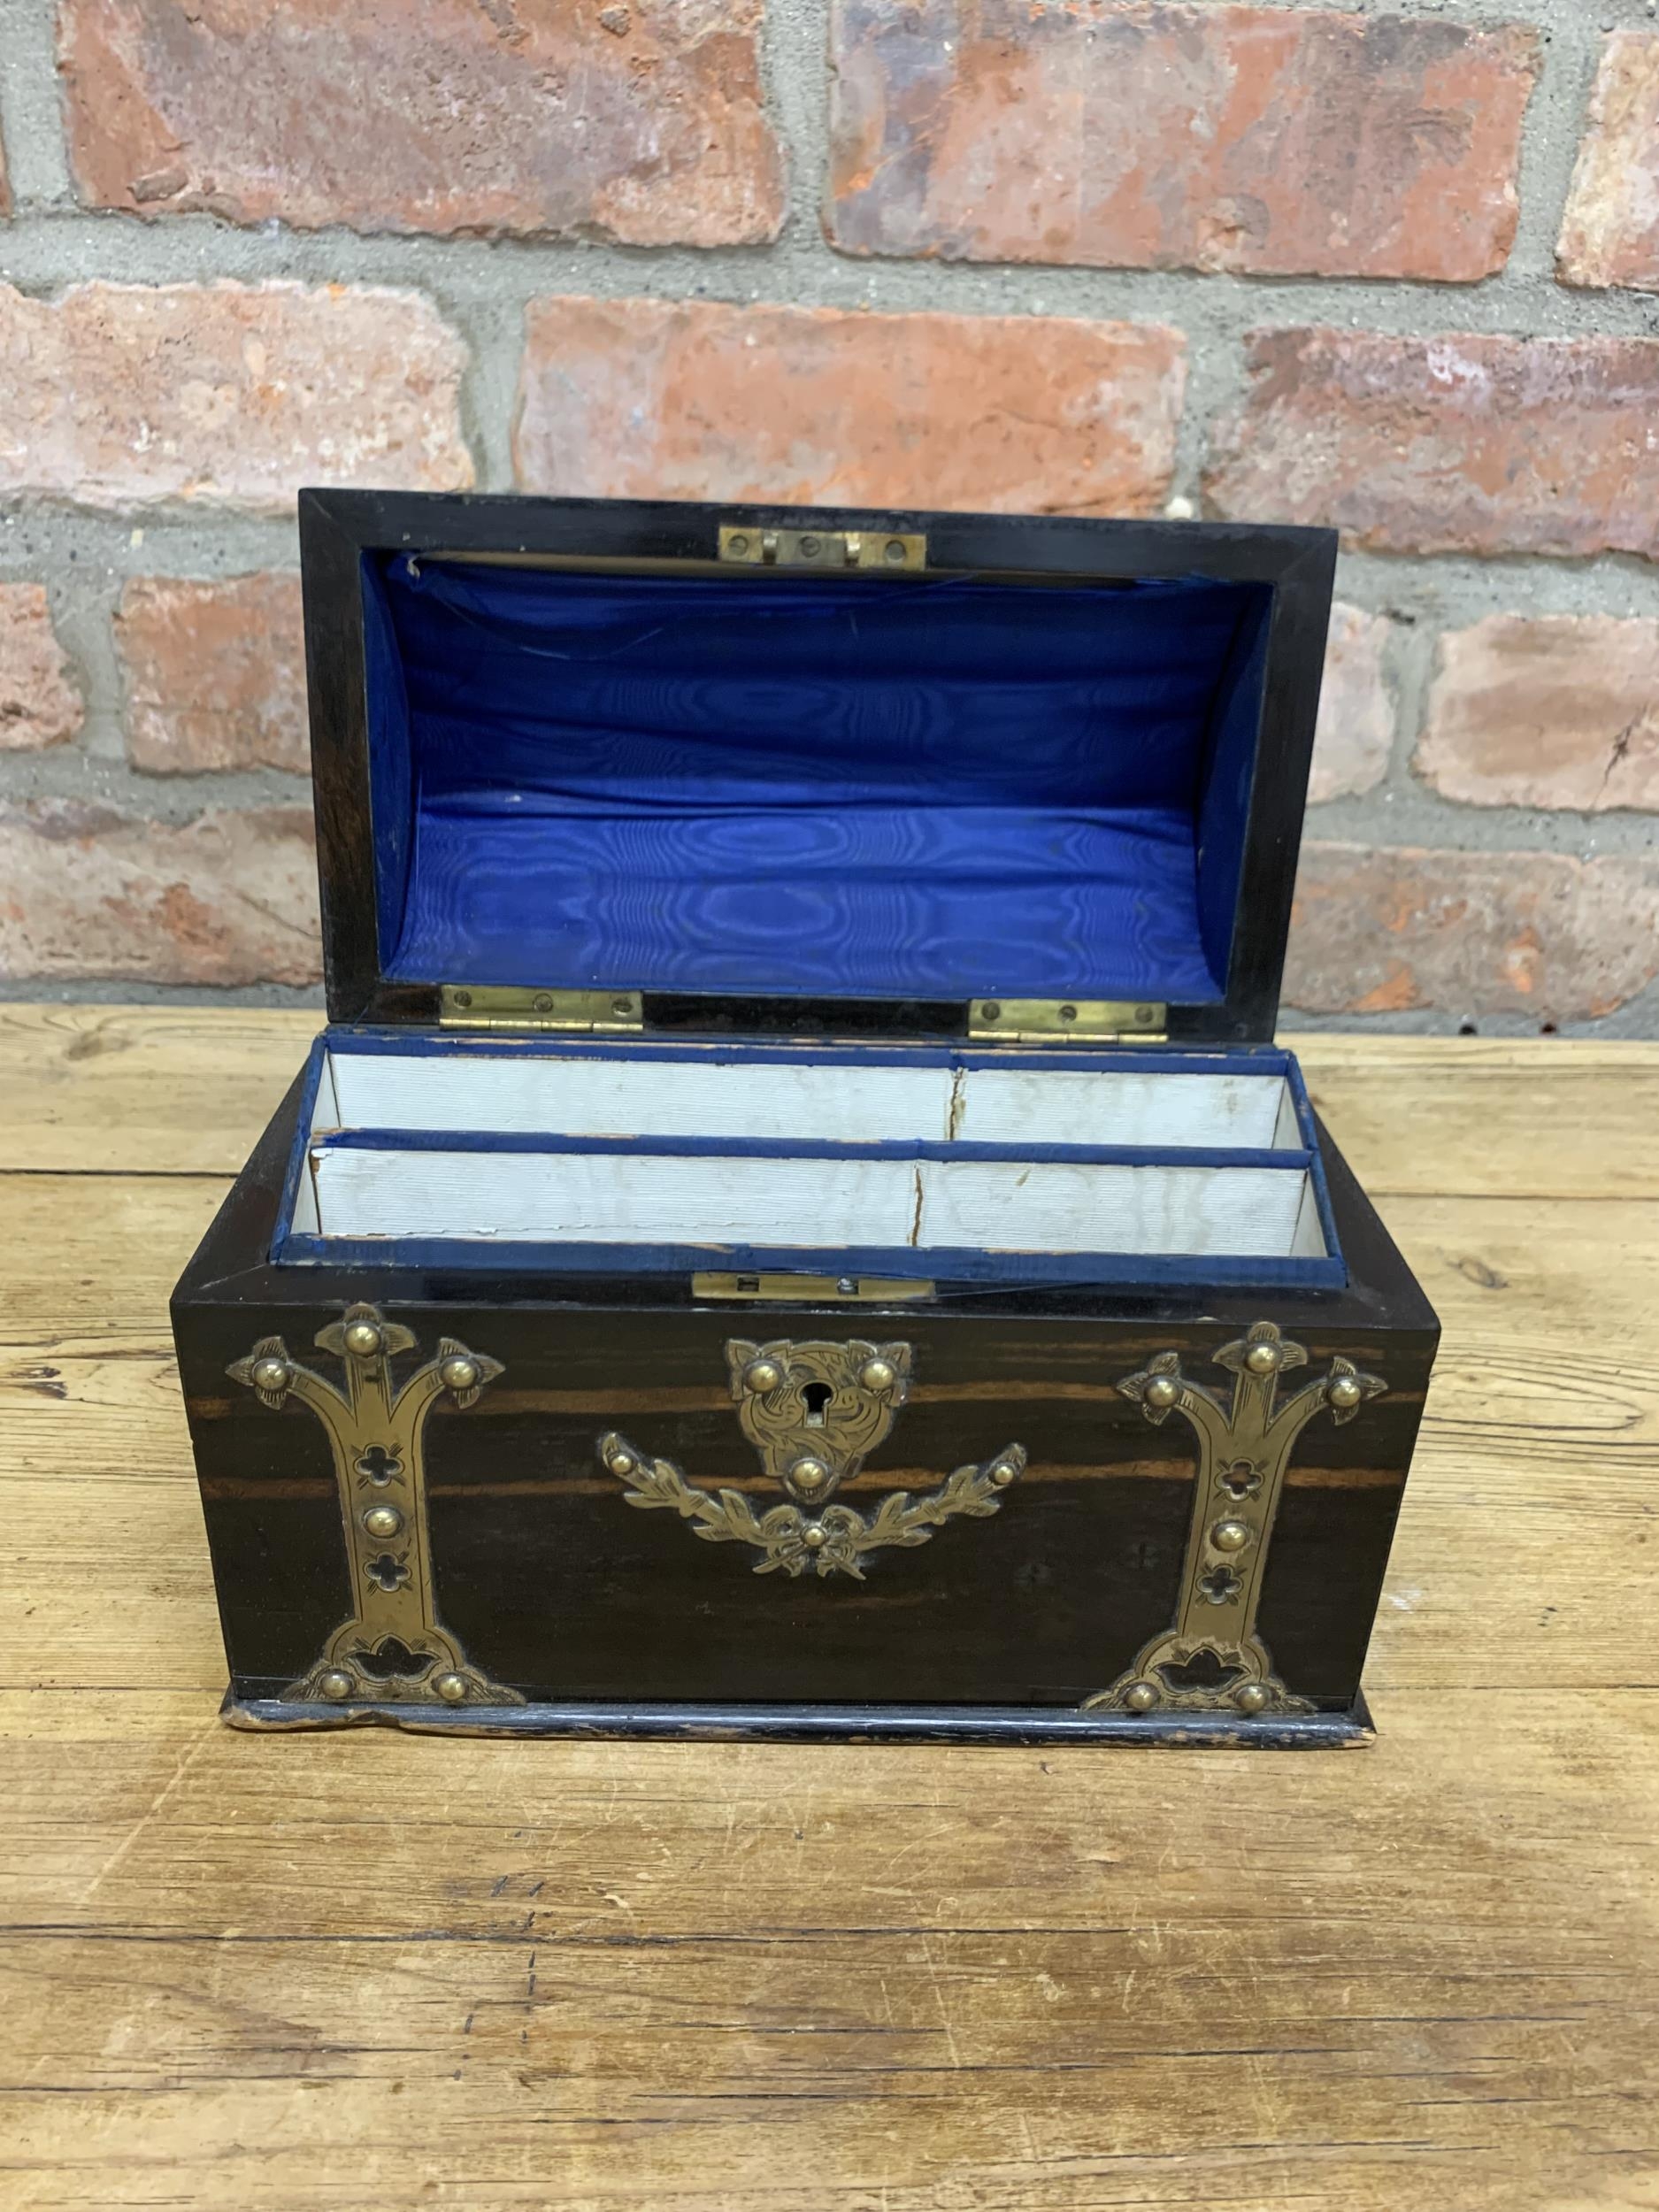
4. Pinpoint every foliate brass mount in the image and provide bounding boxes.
[1084,1321,1385,1719]
[718,523,926,572]
[968,999,1167,1043]
[727,1337,912,1505]
[440,985,642,1033]
[598,1337,1025,1580]
[227,1303,520,1709]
